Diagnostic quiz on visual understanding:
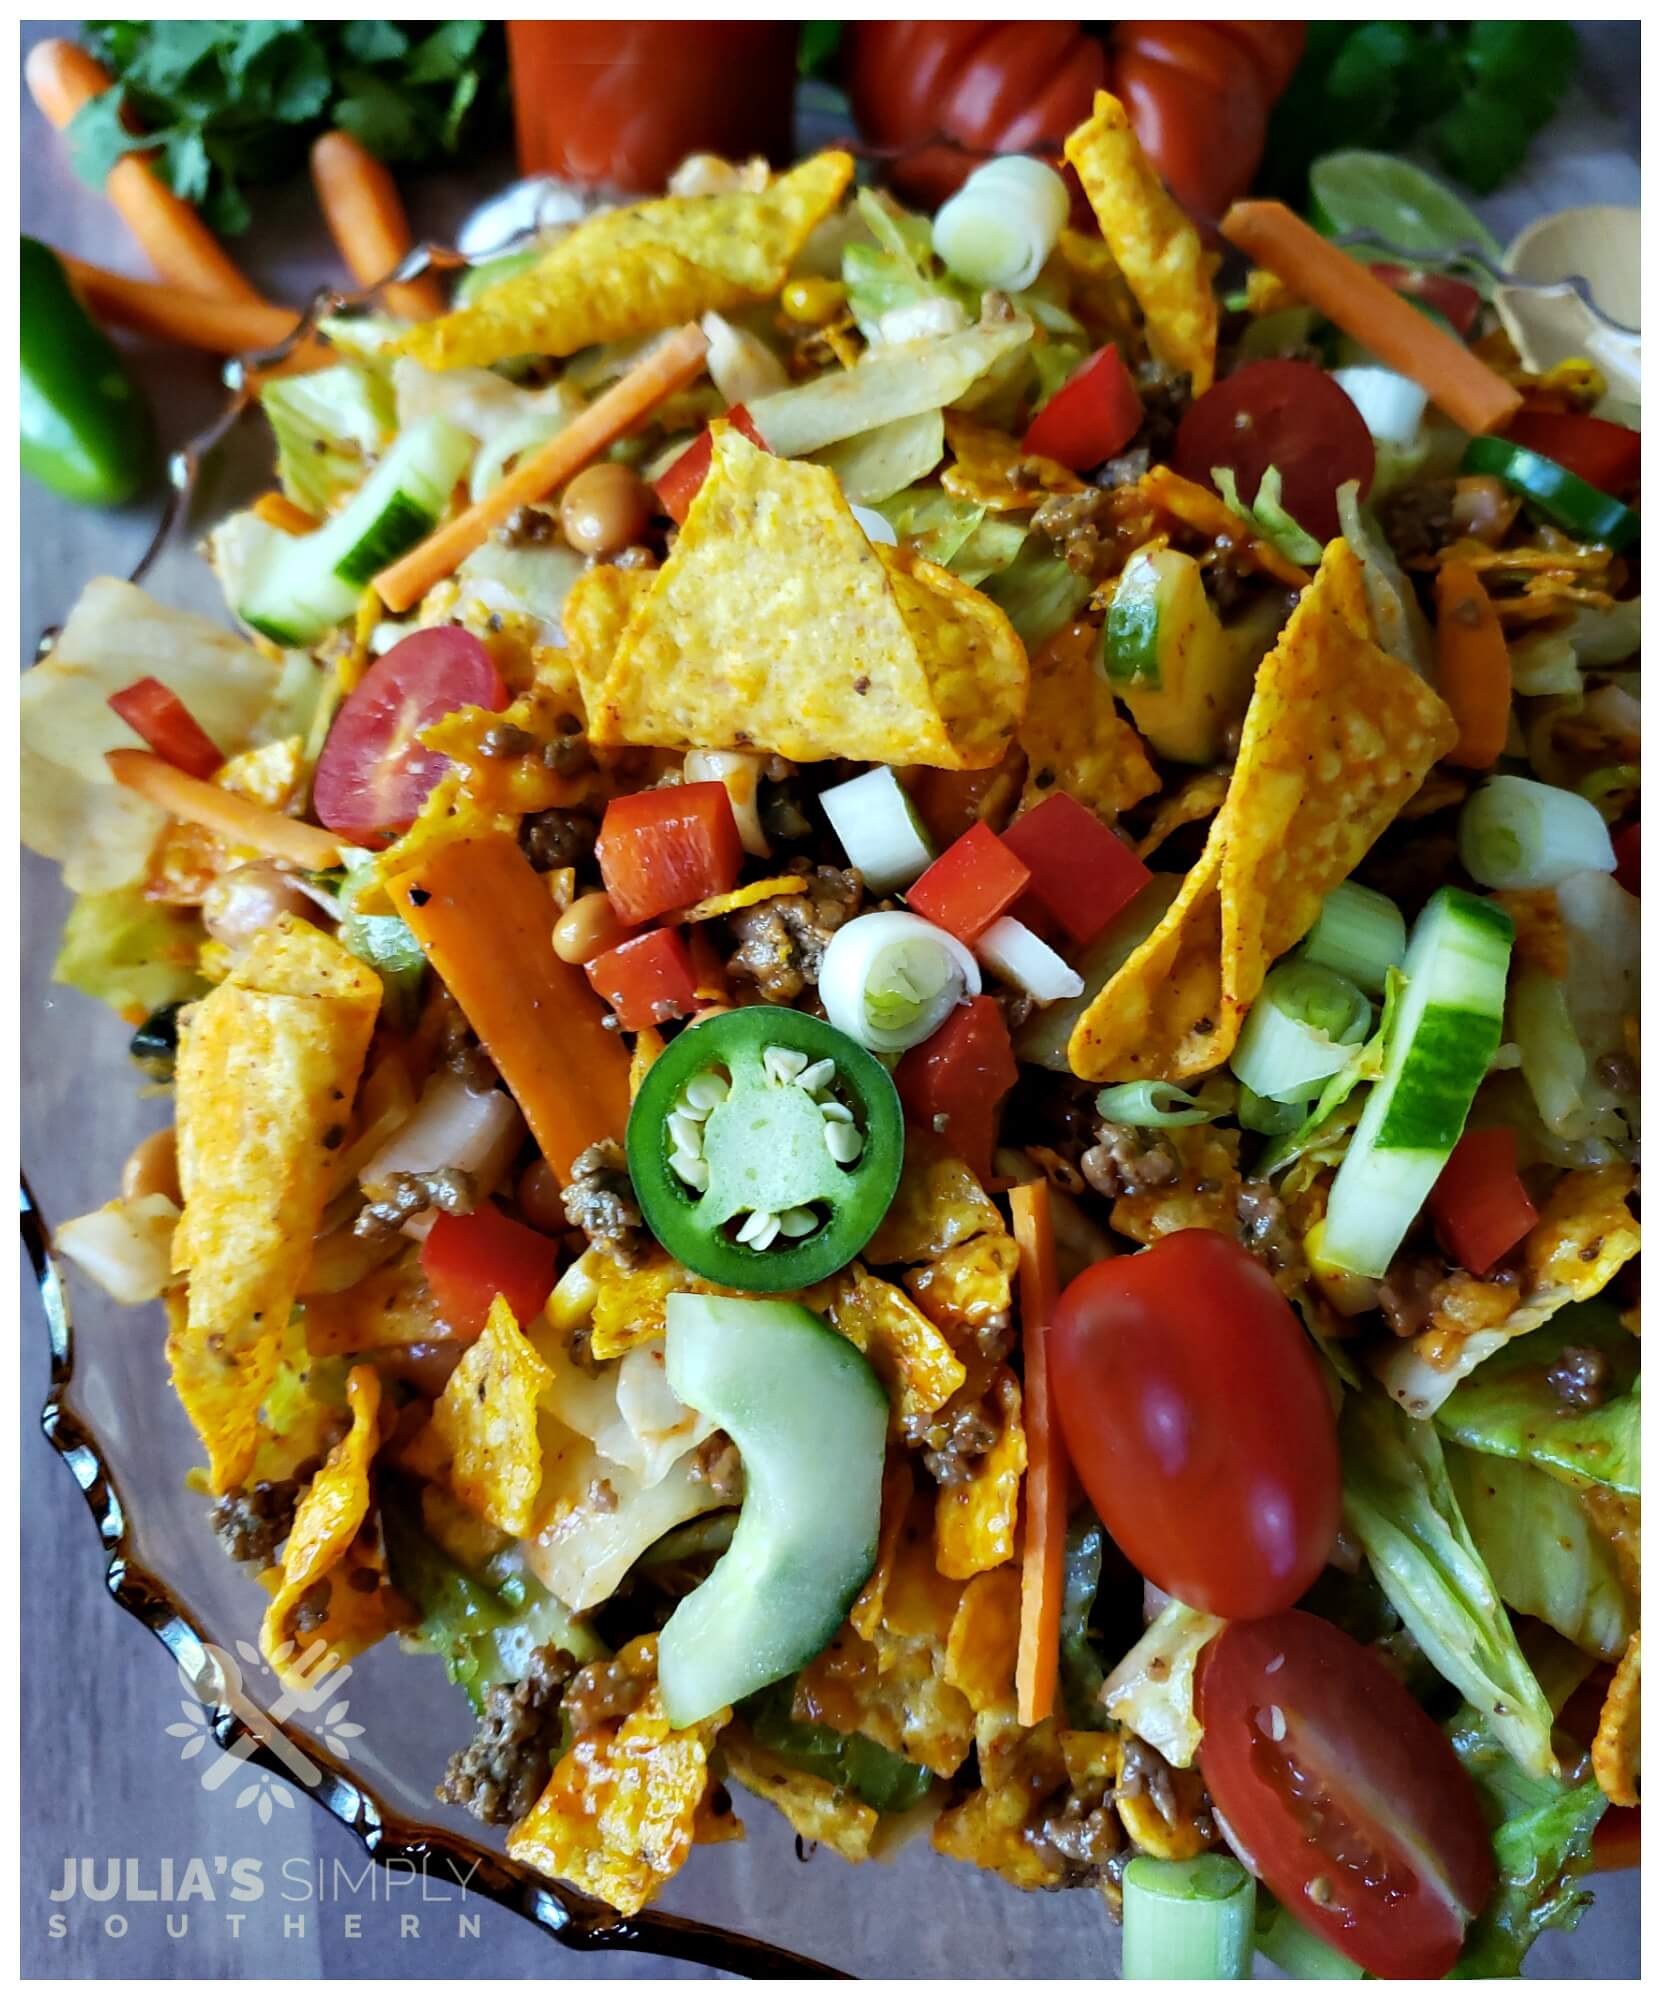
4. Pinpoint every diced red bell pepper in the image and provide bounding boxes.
[421,1200,562,1340]
[596,781,743,925]
[1428,1127,1538,1277]
[906,822,1031,943]
[1000,793,1151,945]
[653,403,768,524]
[1613,819,1640,897]
[1022,344,1142,472]
[894,995,1018,1186]
[586,927,699,1031]
[1368,263,1482,340]
[1504,408,1642,495]
[107,676,224,780]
